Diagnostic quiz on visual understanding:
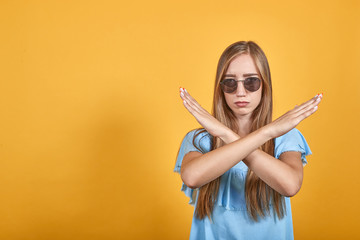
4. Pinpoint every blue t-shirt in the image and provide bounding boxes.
[174,128,311,240]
